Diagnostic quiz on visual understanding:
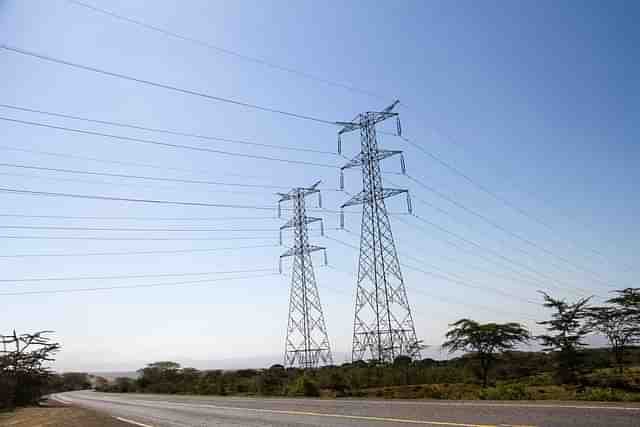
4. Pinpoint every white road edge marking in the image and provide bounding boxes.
[114,416,154,427]
[51,395,71,404]
[69,395,528,427]
[207,396,640,411]
[159,402,525,427]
